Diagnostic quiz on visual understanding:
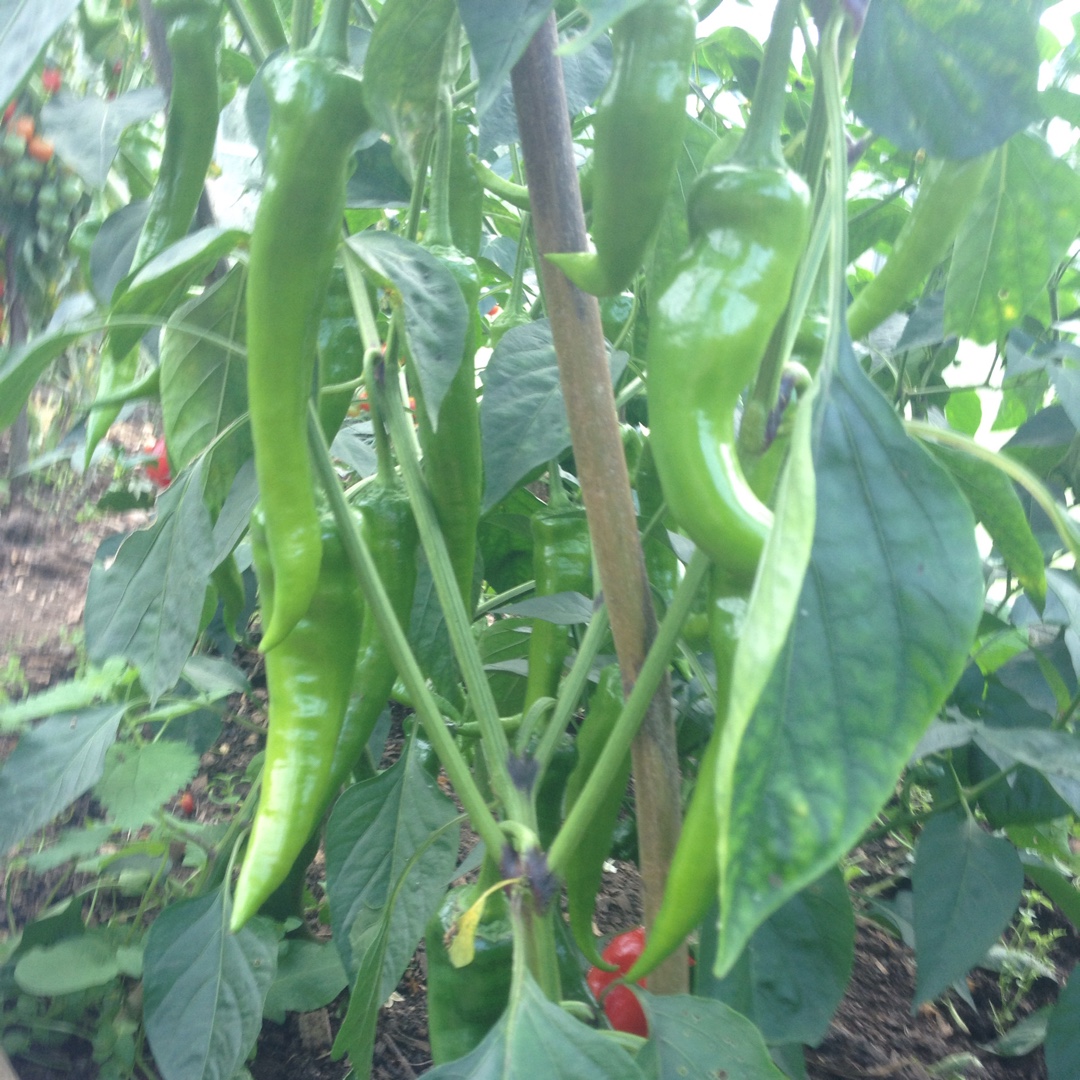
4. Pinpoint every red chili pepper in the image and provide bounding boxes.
[2,101,15,125]
[146,437,171,488]
[178,790,196,817]
[42,67,62,94]
[586,927,649,1037]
